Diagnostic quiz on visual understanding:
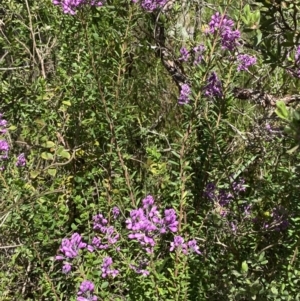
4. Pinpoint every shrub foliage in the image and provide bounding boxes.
[1,0,300,300]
